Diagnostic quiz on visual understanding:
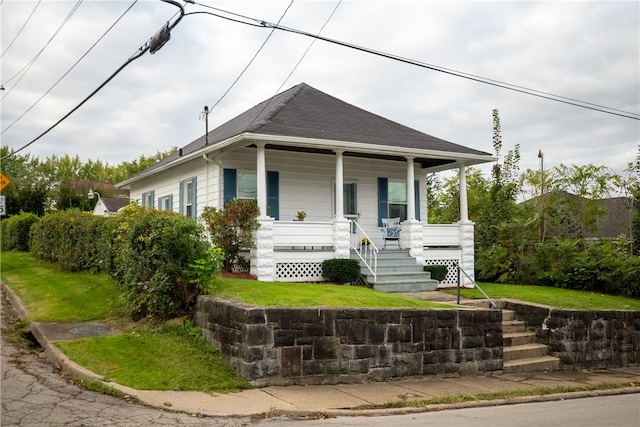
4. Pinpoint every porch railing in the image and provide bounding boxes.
[422,224,461,247]
[351,220,377,281]
[272,221,334,249]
